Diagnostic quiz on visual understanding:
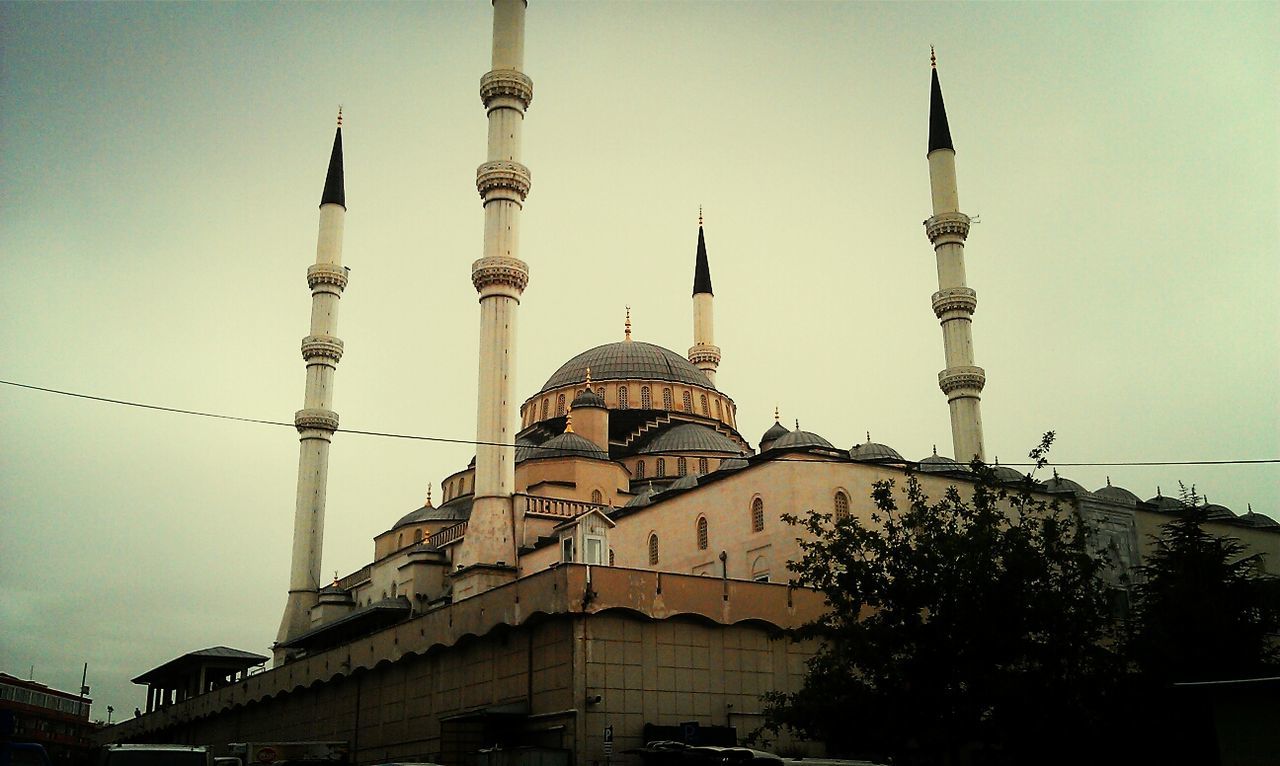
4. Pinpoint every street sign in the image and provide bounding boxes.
[603,725,613,755]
